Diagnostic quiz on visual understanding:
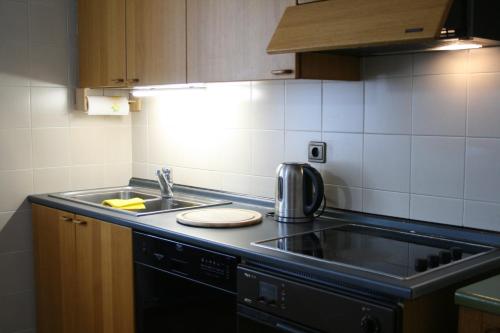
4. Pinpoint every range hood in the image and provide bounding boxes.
[267,0,500,56]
